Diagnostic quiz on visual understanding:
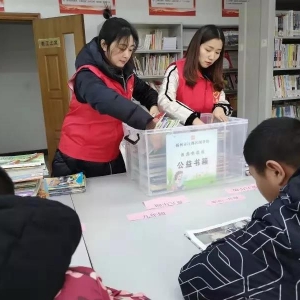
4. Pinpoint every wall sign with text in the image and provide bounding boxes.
[222,0,248,17]
[38,38,61,48]
[59,0,115,15]
[149,0,196,16]
[0,0,4,12]
[166,129,218,191]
